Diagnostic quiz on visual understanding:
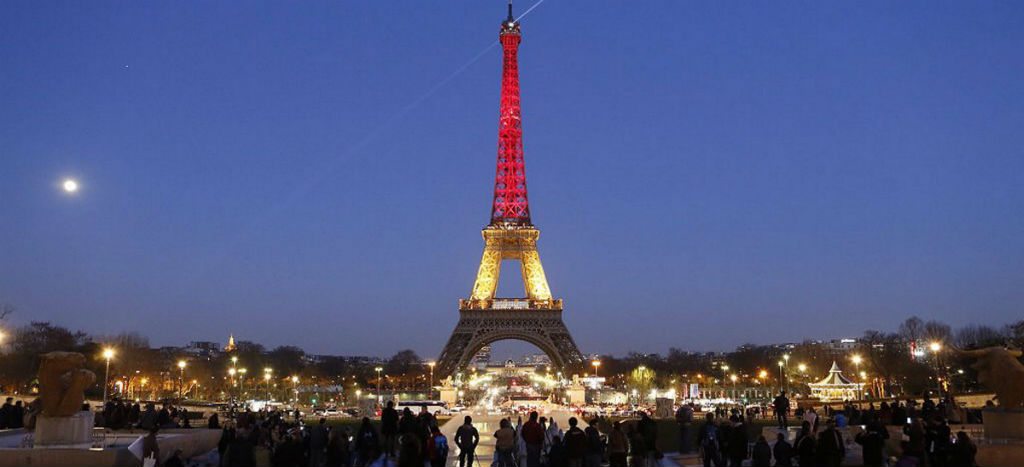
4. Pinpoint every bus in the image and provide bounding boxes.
[396,400,451,416]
